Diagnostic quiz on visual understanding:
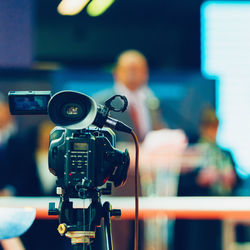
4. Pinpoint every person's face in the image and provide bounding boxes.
[201,123,218,142]
[0,103,13,130]
[114,55,148,91]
